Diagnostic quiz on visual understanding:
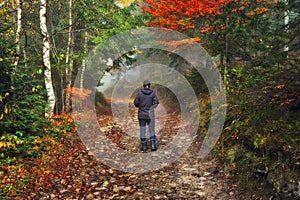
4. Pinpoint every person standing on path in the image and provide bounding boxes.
[134,80,159,152]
